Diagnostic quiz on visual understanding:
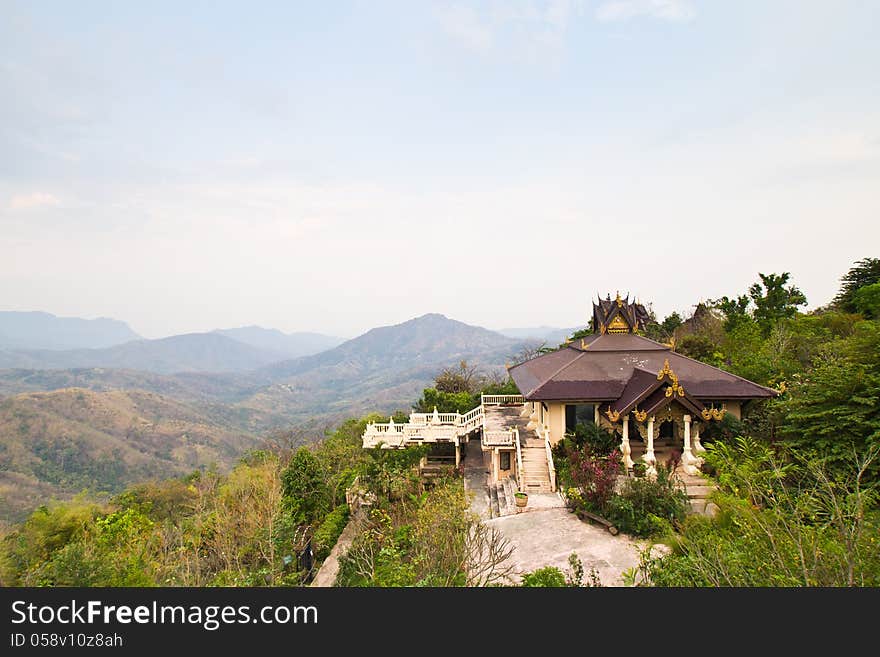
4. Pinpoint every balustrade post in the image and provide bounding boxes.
[681,414,700,475]
[621,415,633,471]
[645,416,657,476]
[693,422,705,454]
